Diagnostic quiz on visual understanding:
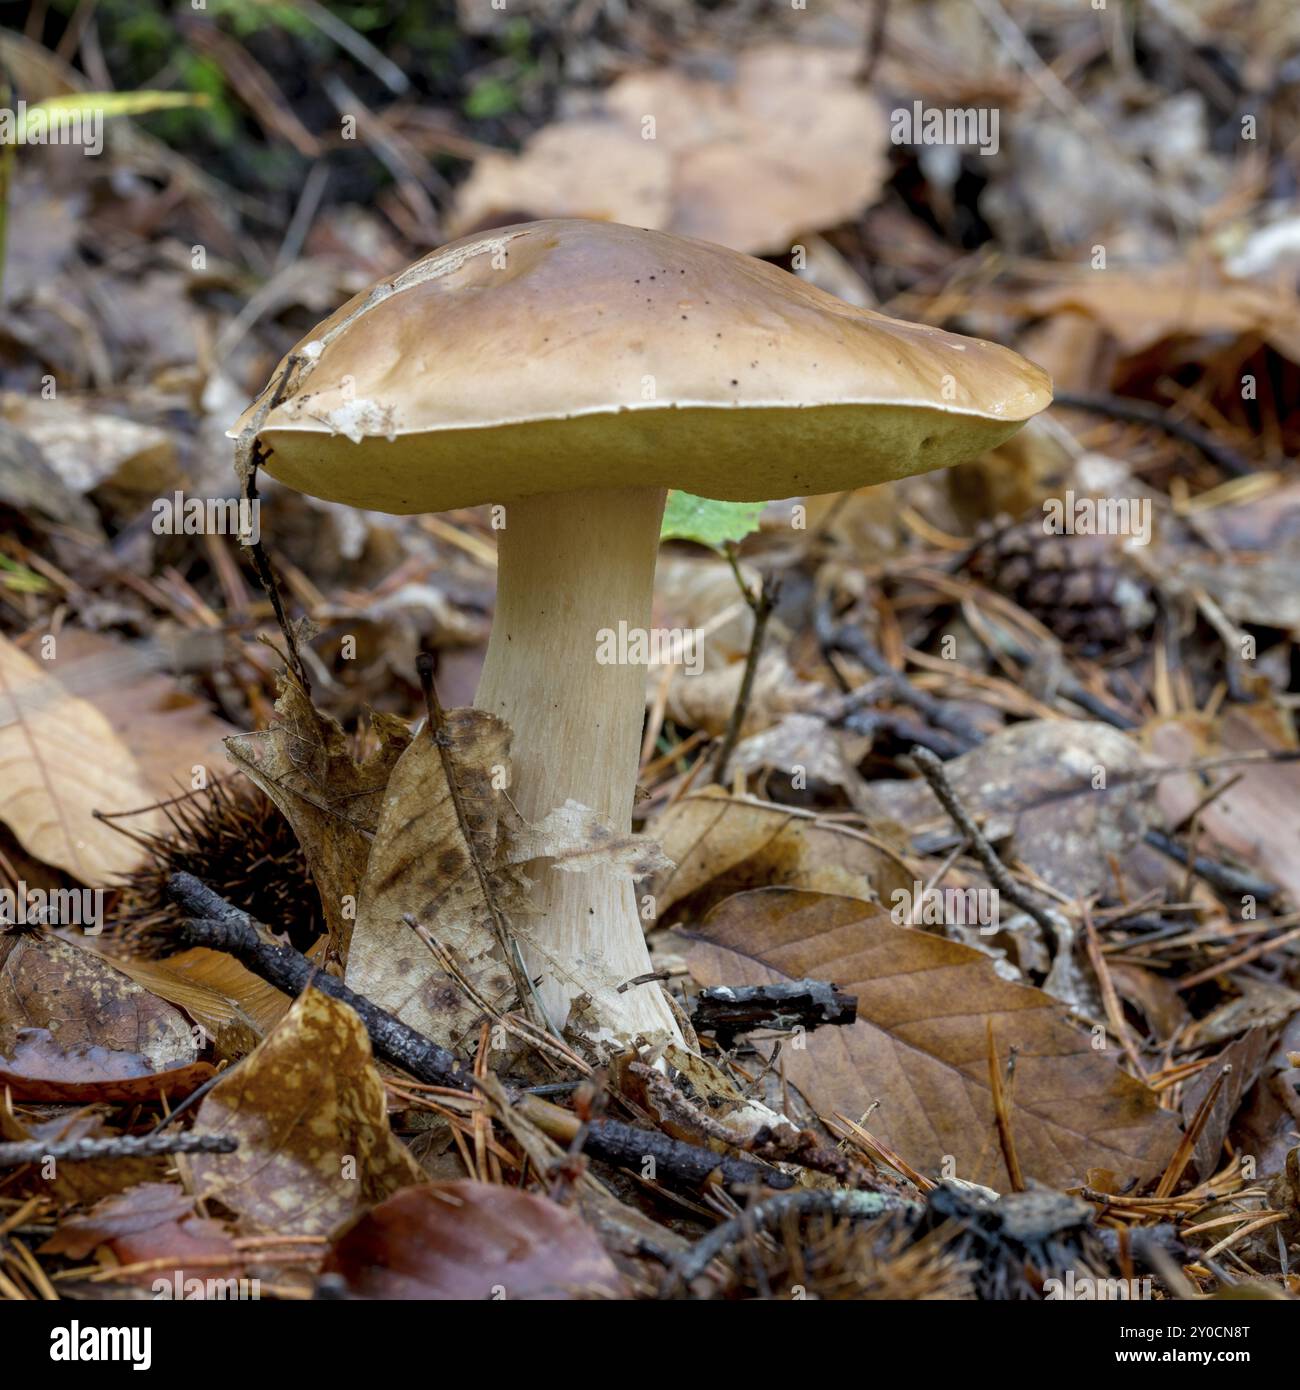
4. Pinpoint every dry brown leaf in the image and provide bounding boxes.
[189,986,423,1236]
[450,44,886,255]
[665,650,819,738]
[1151,707,1300,904]
[1025,263,1300,365]
[46,629,238,799]
[345,711,523,1051]
[730,712,870,805]
[0,394,178,498]
[0,633,163,882]
[322,1181,626,1299]
[0,1106,165,1202]
[40,1182,238,1290]
[651,786,913,923]
[0,931,197,1068]
[1181,1029,1273,1182]
[860,720,1160,901]
[224,669,411,961]
[0,1028,214,1103]
[680,888,1181,1188]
